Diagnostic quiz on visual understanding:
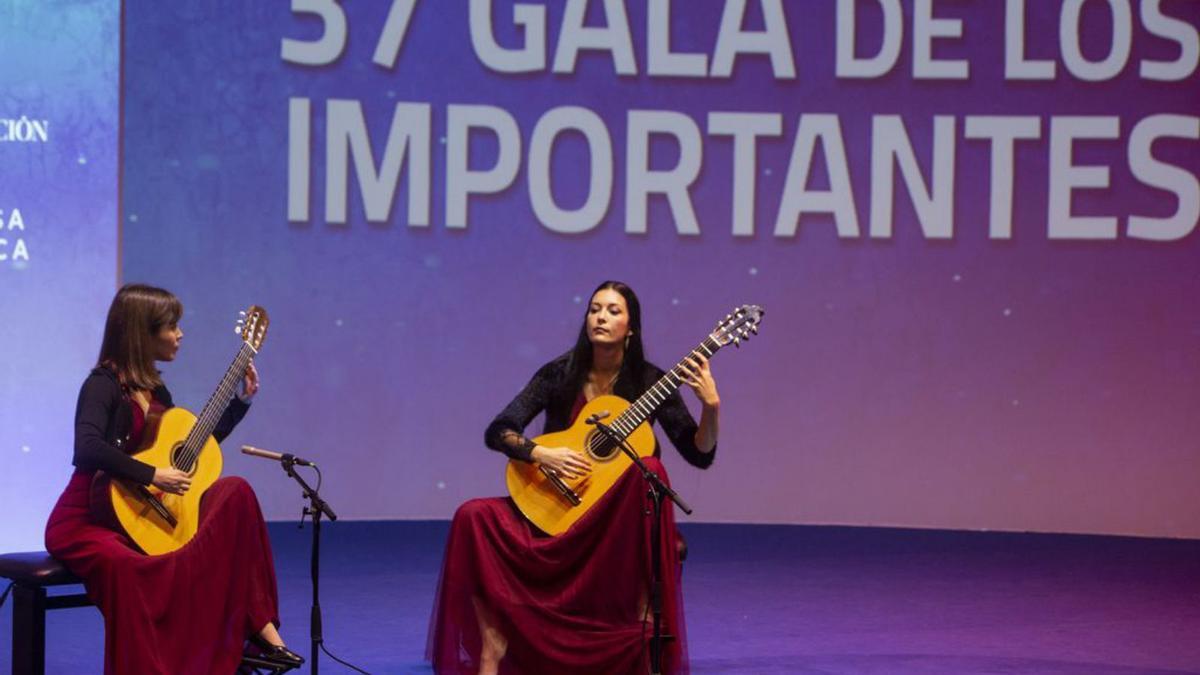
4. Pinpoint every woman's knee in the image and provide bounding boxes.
[641,456,667,477]
[206,475,261,512]
[453,498,492,524]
